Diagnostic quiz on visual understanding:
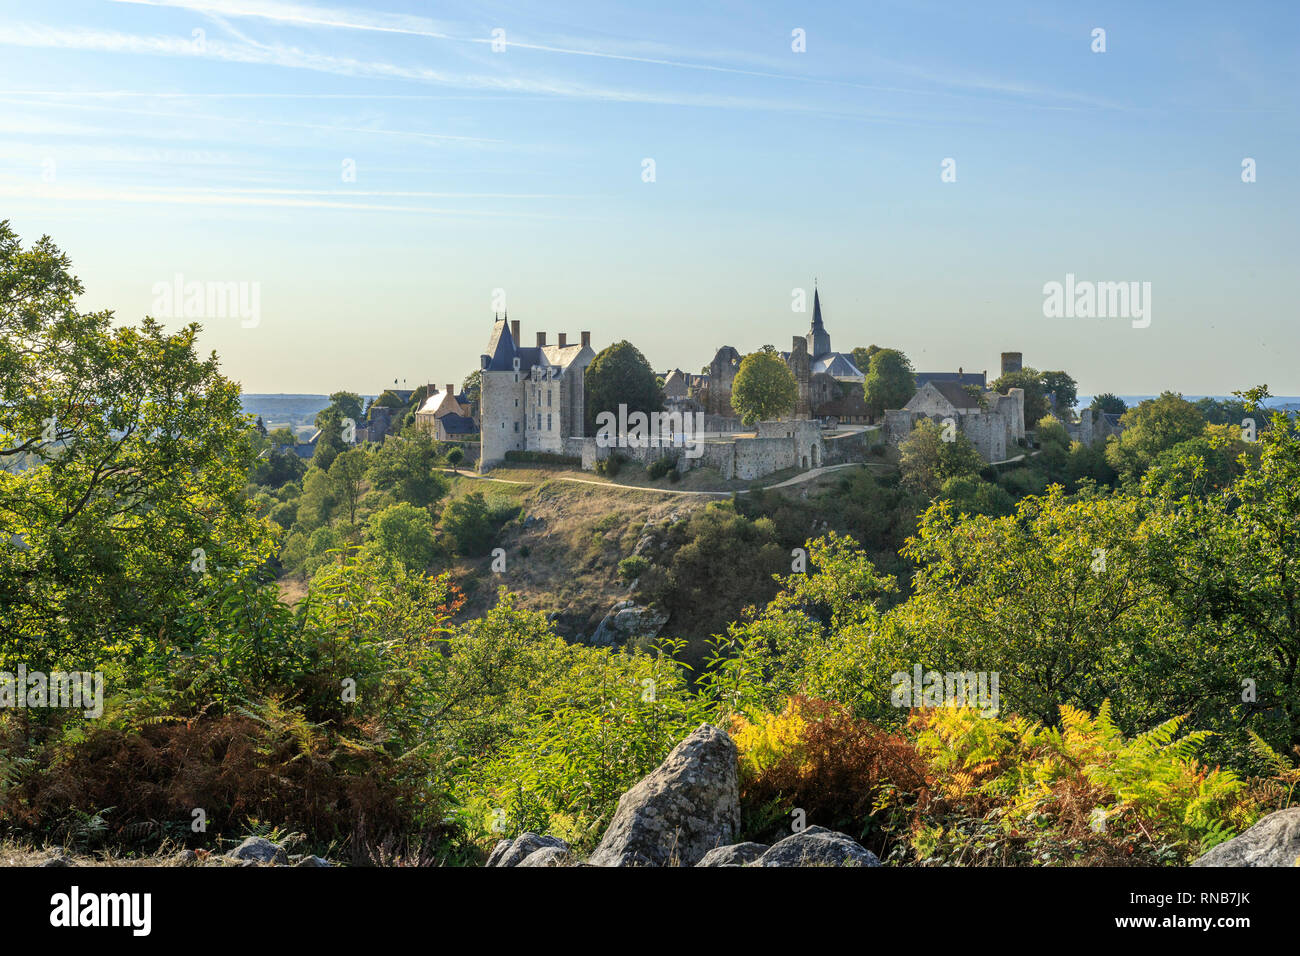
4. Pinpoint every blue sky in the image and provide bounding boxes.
[0,0,1296,395]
